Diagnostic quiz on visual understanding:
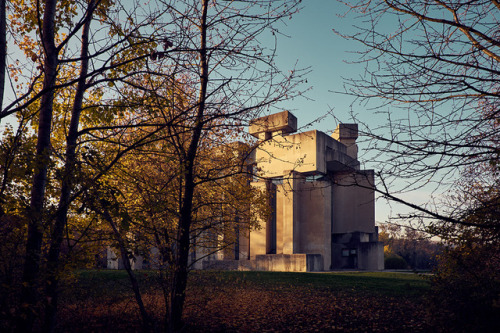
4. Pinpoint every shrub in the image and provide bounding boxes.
[427,244,500,332]
[384,254,408,269]
[0,214,27,332]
